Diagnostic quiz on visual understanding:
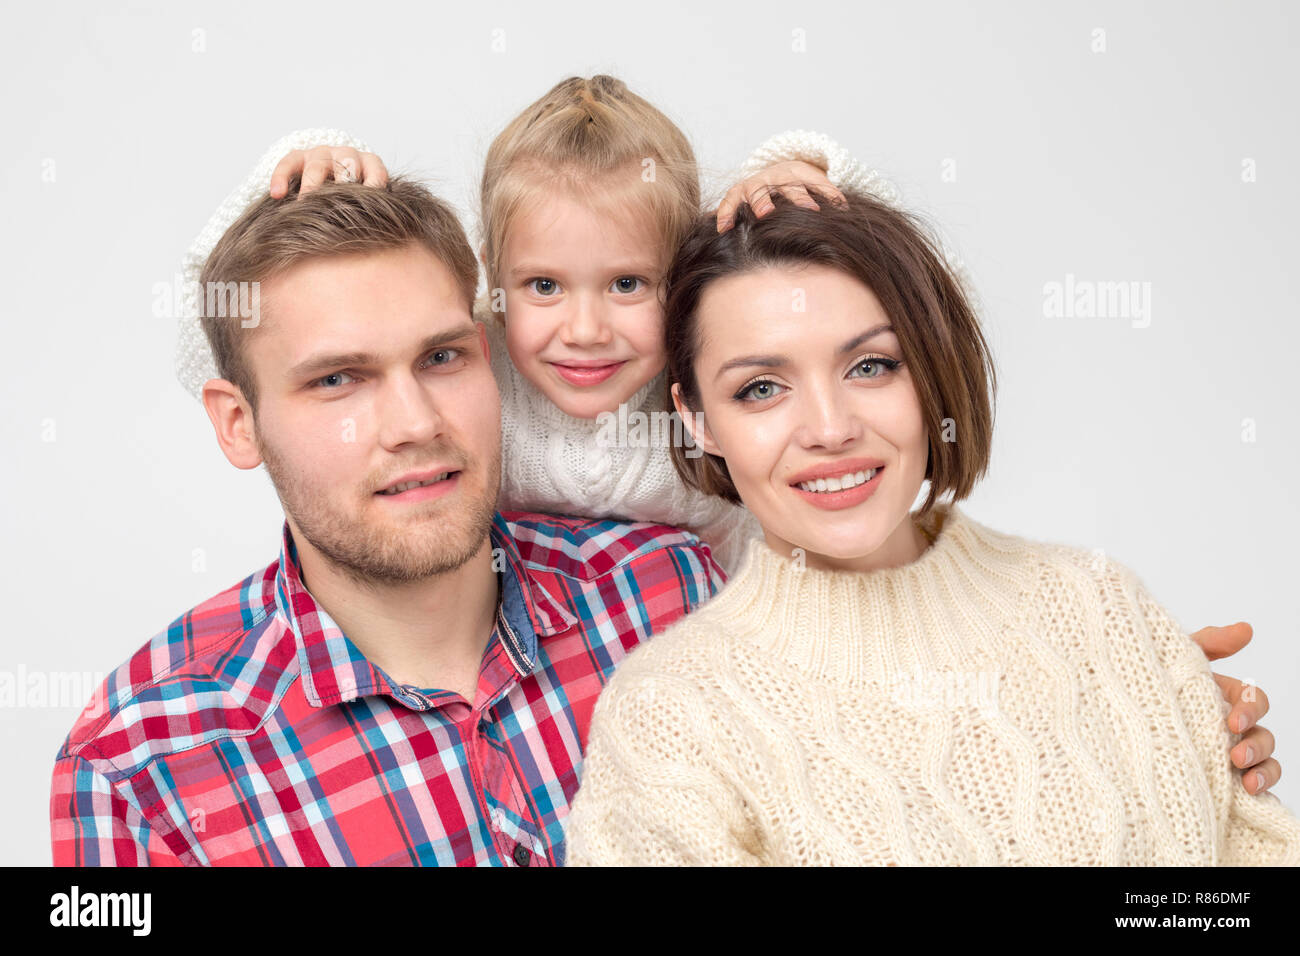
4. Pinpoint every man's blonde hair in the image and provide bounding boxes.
[199,176,478,409]
[477,75,700,316]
